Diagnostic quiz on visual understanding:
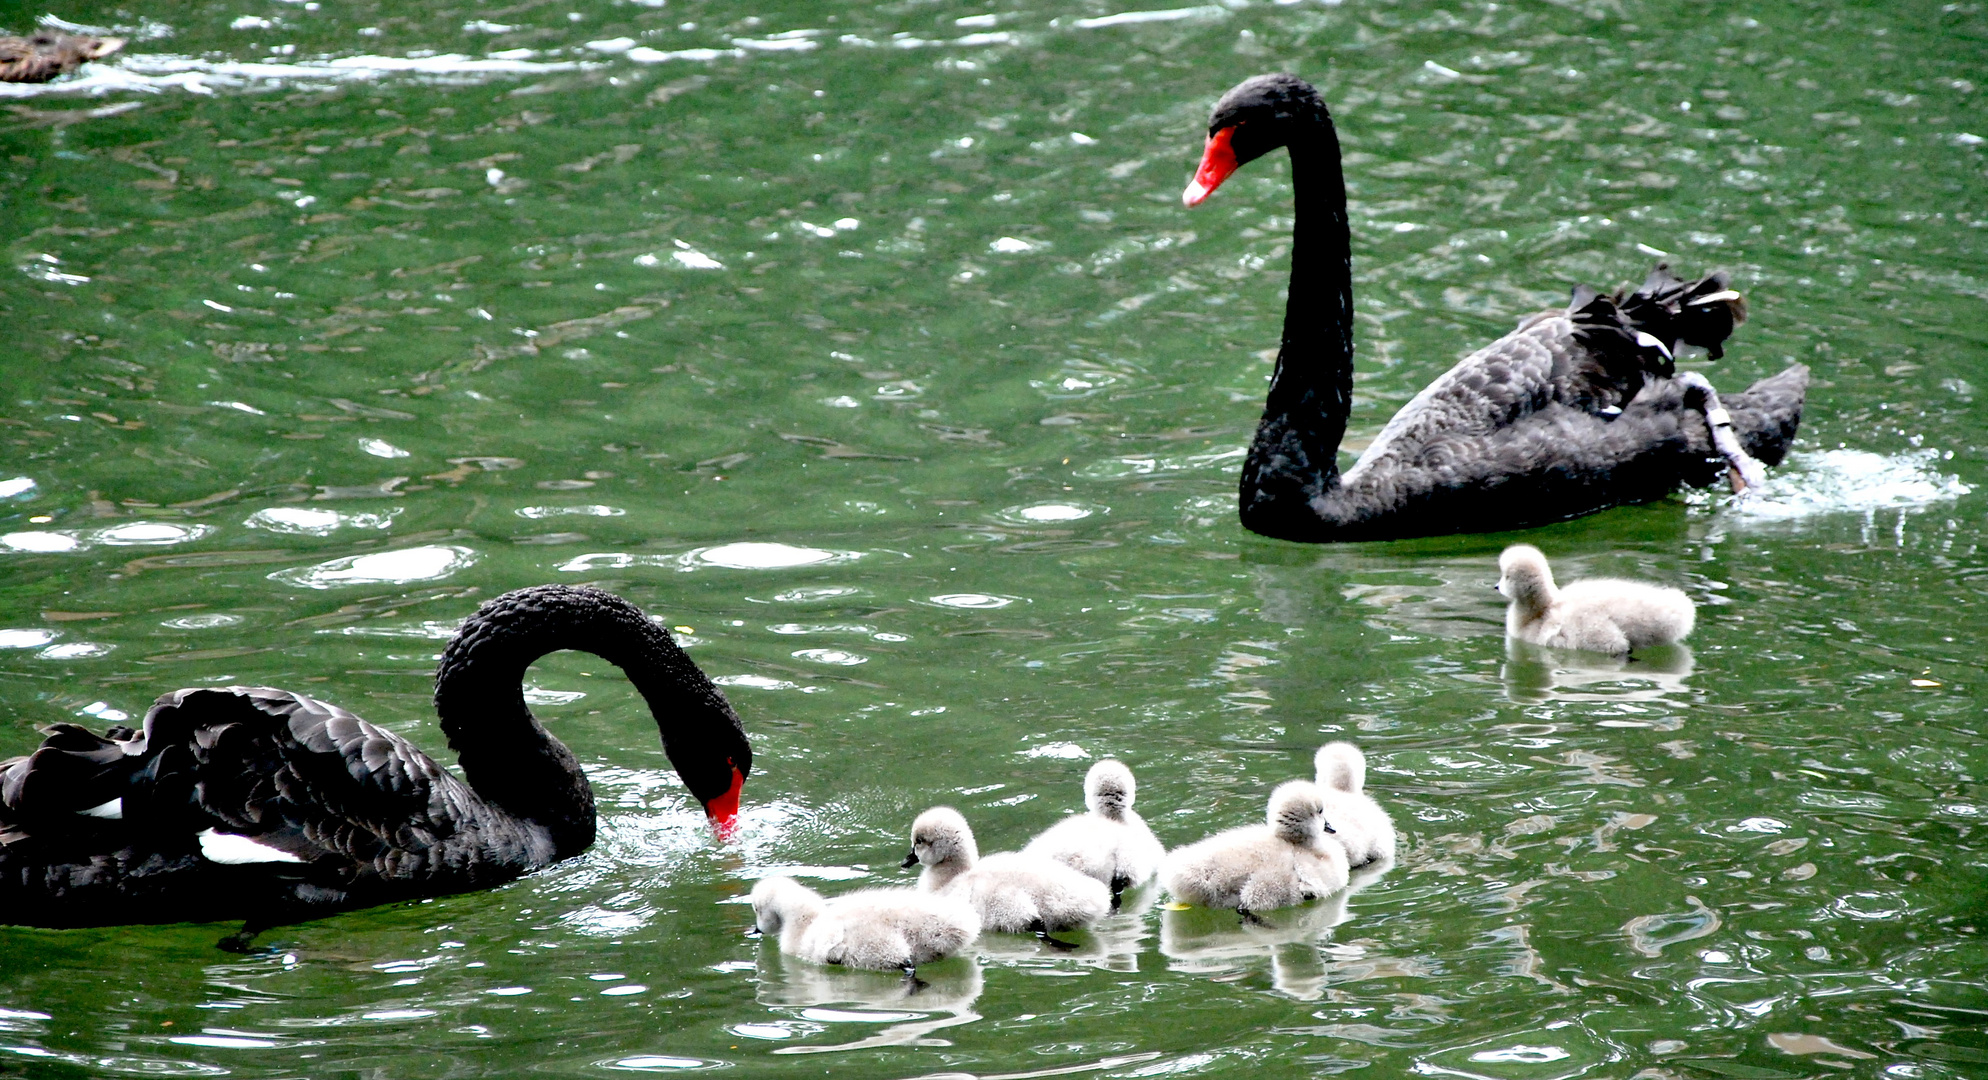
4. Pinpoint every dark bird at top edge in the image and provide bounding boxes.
[0,31,124,83]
